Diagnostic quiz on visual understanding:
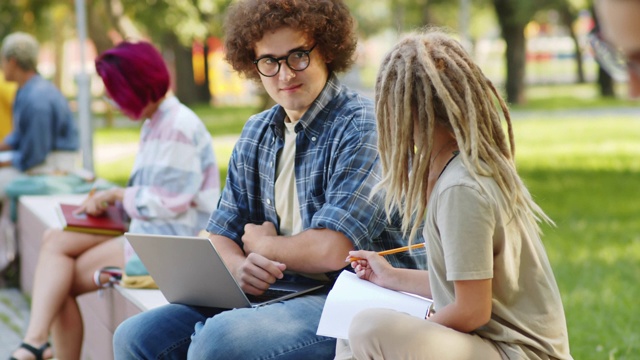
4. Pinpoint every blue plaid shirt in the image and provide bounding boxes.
[206,74,425,272]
